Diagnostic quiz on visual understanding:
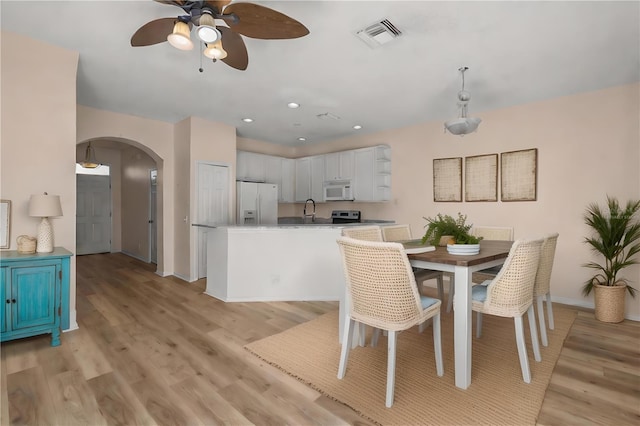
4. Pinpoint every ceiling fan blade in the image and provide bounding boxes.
[131,17,178,46]
[204,1,232,13]
[222,3,309,40]
[153,0,188,7]
[219,26,248,71]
